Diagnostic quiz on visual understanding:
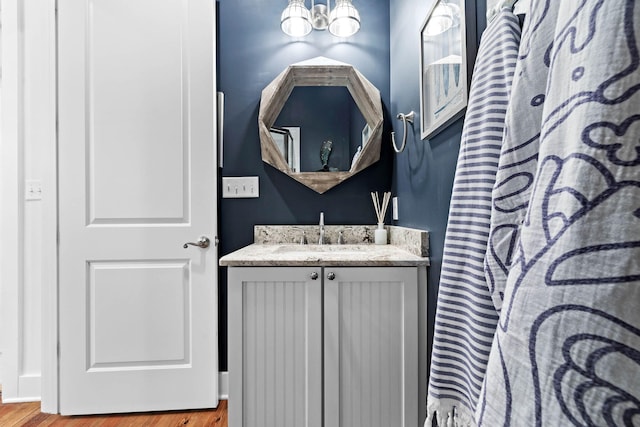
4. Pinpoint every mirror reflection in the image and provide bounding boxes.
[270,86,367,173]
[269,127,300,172]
